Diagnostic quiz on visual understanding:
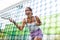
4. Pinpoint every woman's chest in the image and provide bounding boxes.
[27,18,36,23]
